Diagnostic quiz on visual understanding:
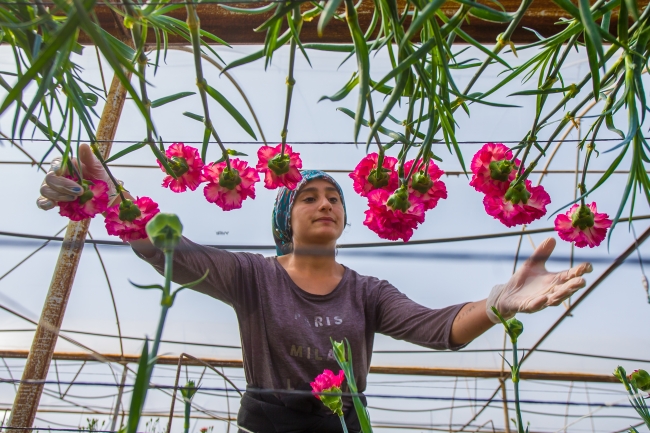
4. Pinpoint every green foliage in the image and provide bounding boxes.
[614,366,650,429]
